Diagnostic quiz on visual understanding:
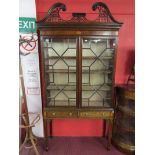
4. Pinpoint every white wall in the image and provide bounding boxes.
[19,0,36,17]
[19,0,44,137]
